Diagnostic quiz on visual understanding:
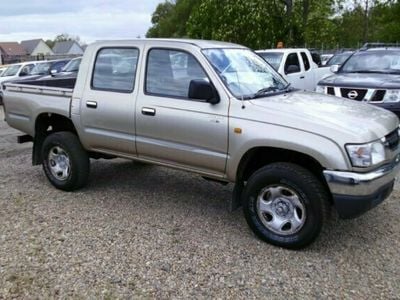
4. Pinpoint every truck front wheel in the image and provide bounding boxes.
[243,162,329,249]
[42,132,90,191]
